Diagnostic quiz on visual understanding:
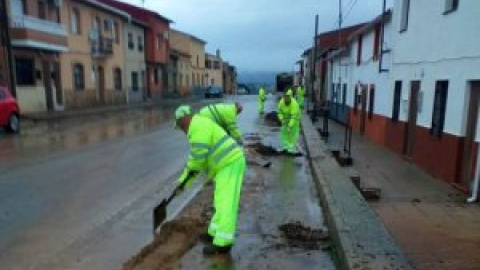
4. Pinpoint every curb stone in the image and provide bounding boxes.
[301,114,414,270]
